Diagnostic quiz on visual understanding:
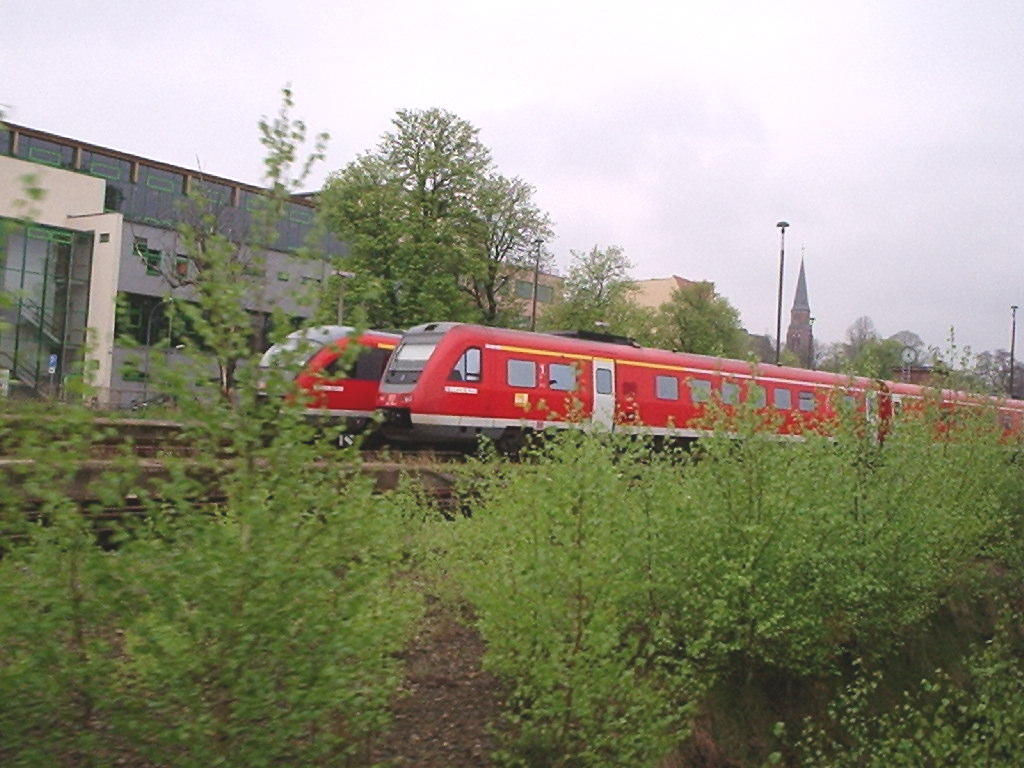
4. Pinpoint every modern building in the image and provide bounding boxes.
[785,259,814,368]
[0,123,342,405]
